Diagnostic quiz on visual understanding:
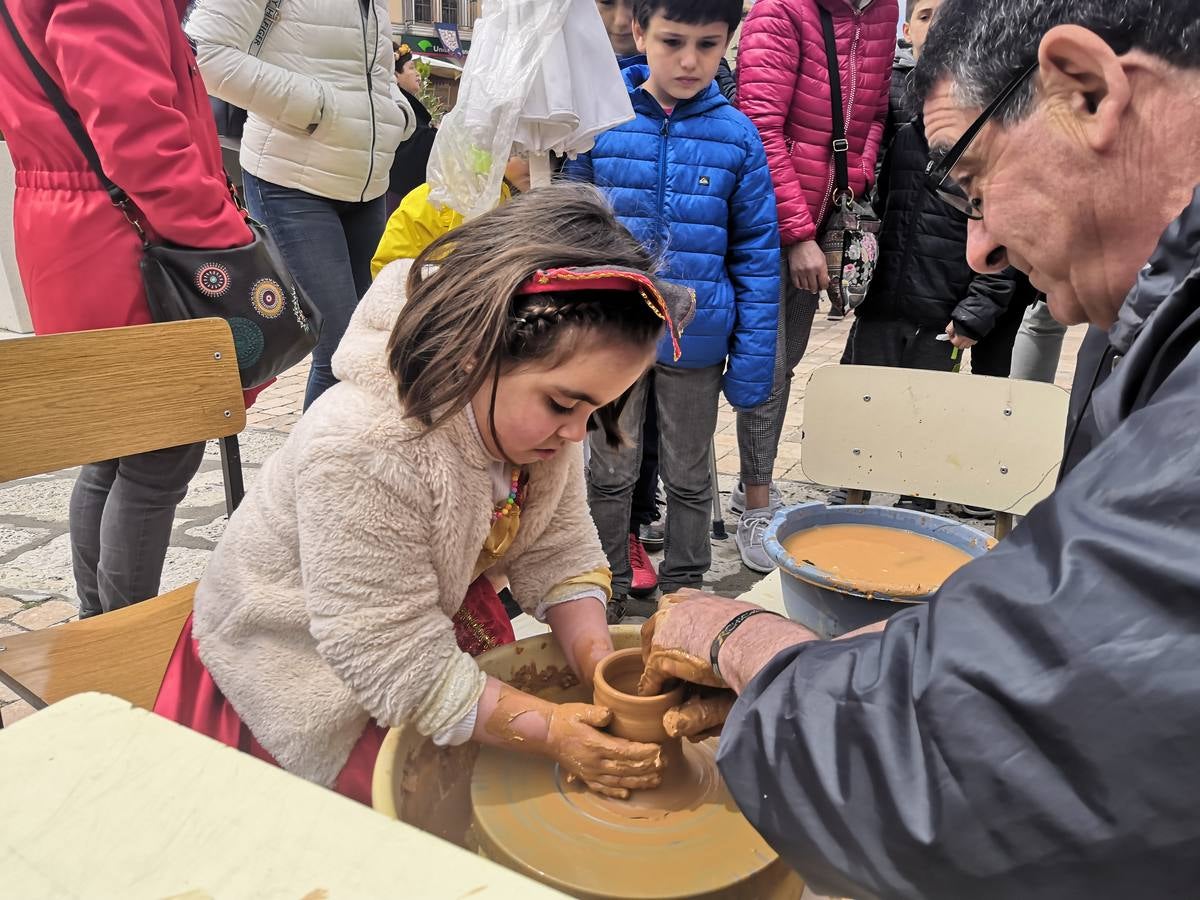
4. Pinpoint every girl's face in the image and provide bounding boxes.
[471,333,657,465]
[397,60,421,95]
